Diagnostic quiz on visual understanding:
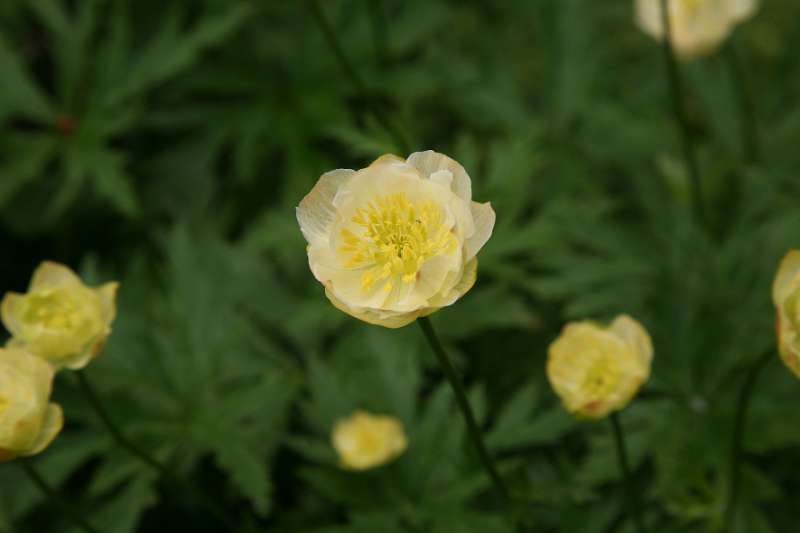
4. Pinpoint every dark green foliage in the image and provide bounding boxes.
[1,0,799,532]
